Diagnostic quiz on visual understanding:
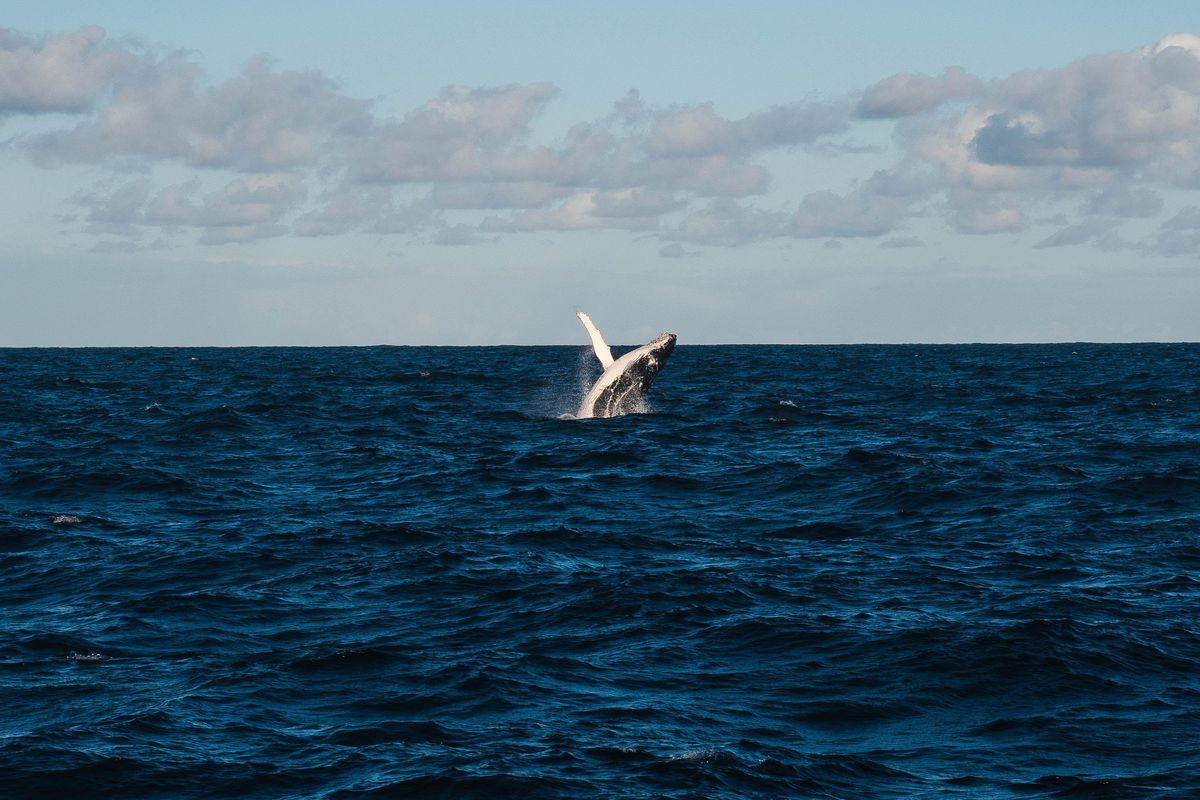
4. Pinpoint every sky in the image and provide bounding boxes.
[2,2,1200,345]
